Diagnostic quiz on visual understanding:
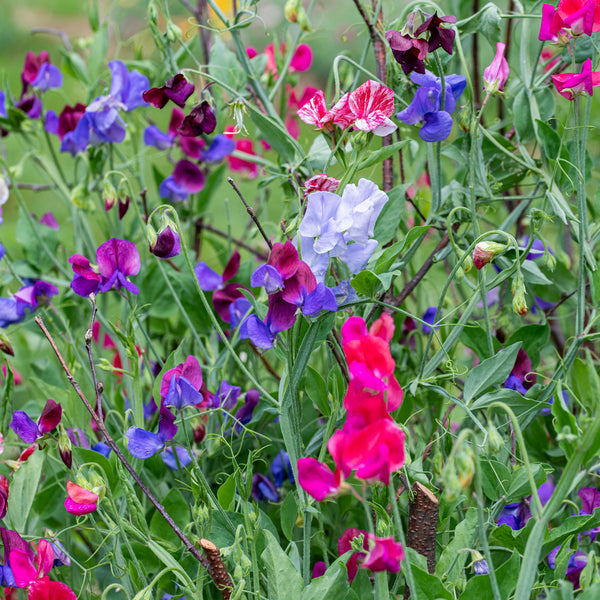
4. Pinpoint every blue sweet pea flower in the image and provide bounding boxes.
[397,70,466,142]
